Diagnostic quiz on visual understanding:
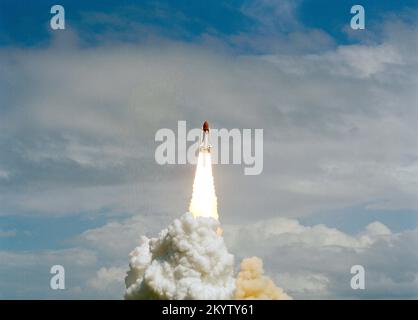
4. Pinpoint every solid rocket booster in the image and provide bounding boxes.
[200,120,212,153]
